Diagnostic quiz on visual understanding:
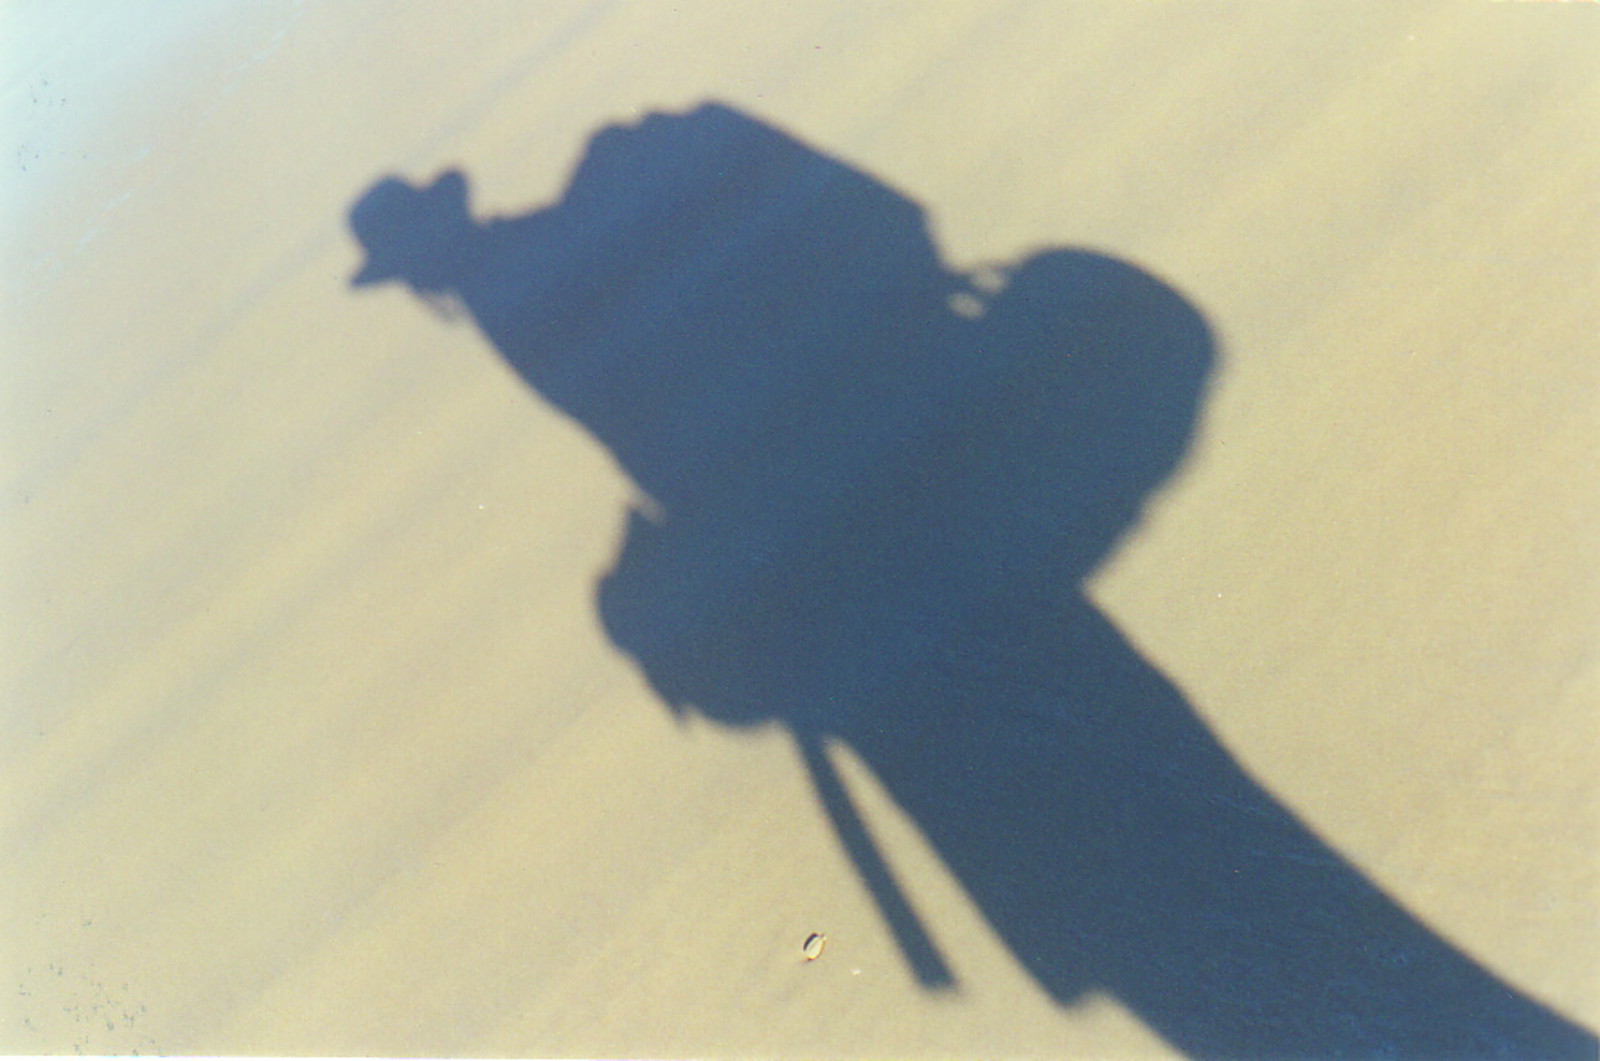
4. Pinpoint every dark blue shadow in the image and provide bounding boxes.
[348,102,1595,1059]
